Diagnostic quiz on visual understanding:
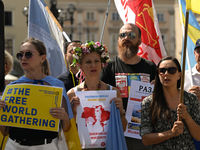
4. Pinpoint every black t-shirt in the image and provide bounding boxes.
[9,127,58,140]
[100,56,156,110]
[57,70,79,92]
[100,56,156,150]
